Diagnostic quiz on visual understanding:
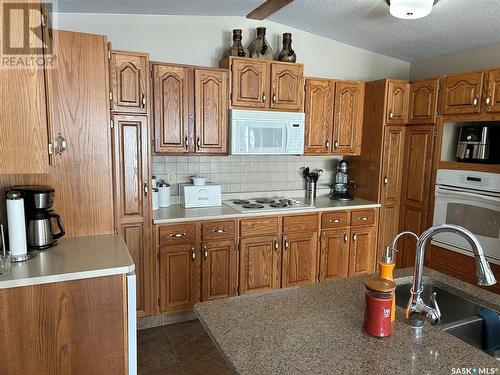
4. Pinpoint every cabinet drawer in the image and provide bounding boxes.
[350,210,376,227]
[283,213,318,233]
[158,223,197,246]
[321,211,350,229]
[202,220,236,241]
[240,216,280,237]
